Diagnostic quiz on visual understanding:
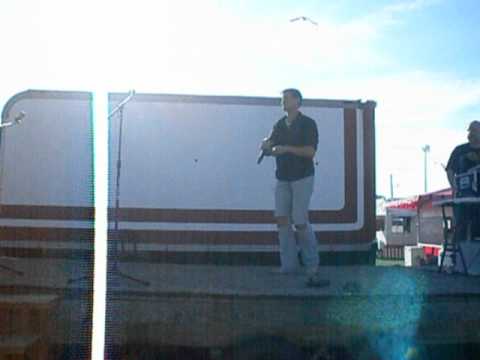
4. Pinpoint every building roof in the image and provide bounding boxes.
[385,188,452,211]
